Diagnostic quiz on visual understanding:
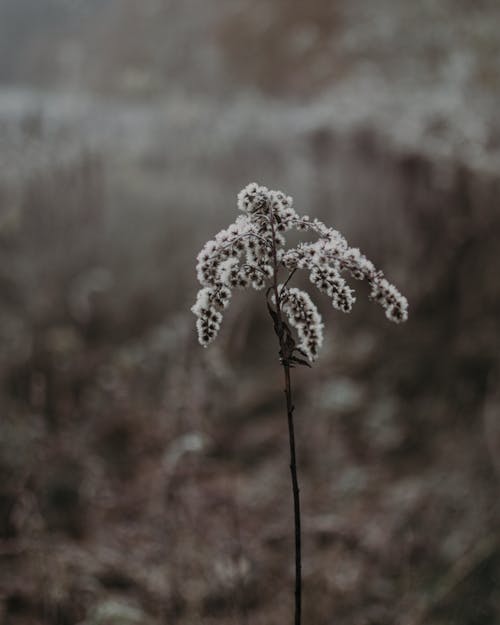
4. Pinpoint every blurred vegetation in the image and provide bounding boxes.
[0,1,500,624]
